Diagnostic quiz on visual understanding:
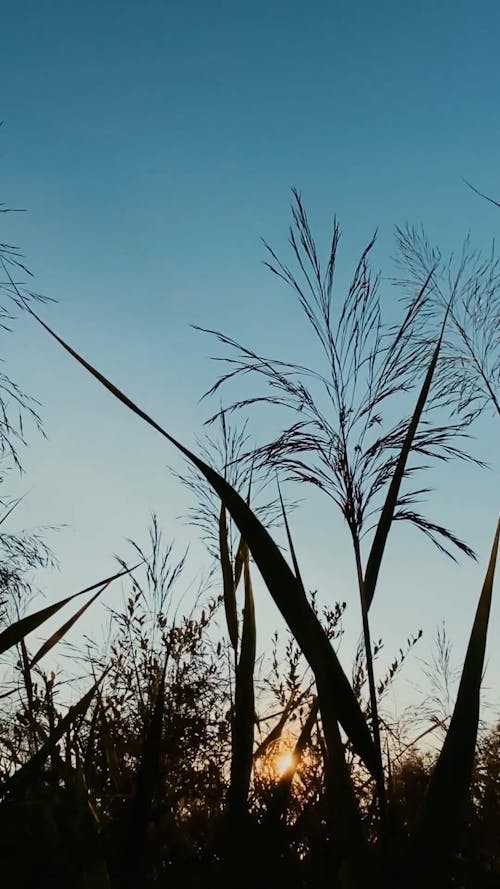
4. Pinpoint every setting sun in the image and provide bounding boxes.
[274,750,295,777]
